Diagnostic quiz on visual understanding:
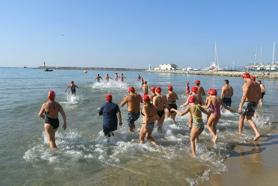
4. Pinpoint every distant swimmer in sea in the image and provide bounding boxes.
[221,79,233,108]
[142,81,149,95]
[120,87,142,132]
[120,73,125,82]
[137,74,142,81]
[115,73,119,81]
[65,81,79,96]
[166,85,179,124]
[105,74,111,82]
[257,80,266,105]
[38,90,67,149]
[195,80,206,105]
[238,72,261,141]
[171,96,208,157]
[96,74,103,82]
[153,87,168,133]
[99,94,122,137]
[185,81,190,97]
[140,95,159,145]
